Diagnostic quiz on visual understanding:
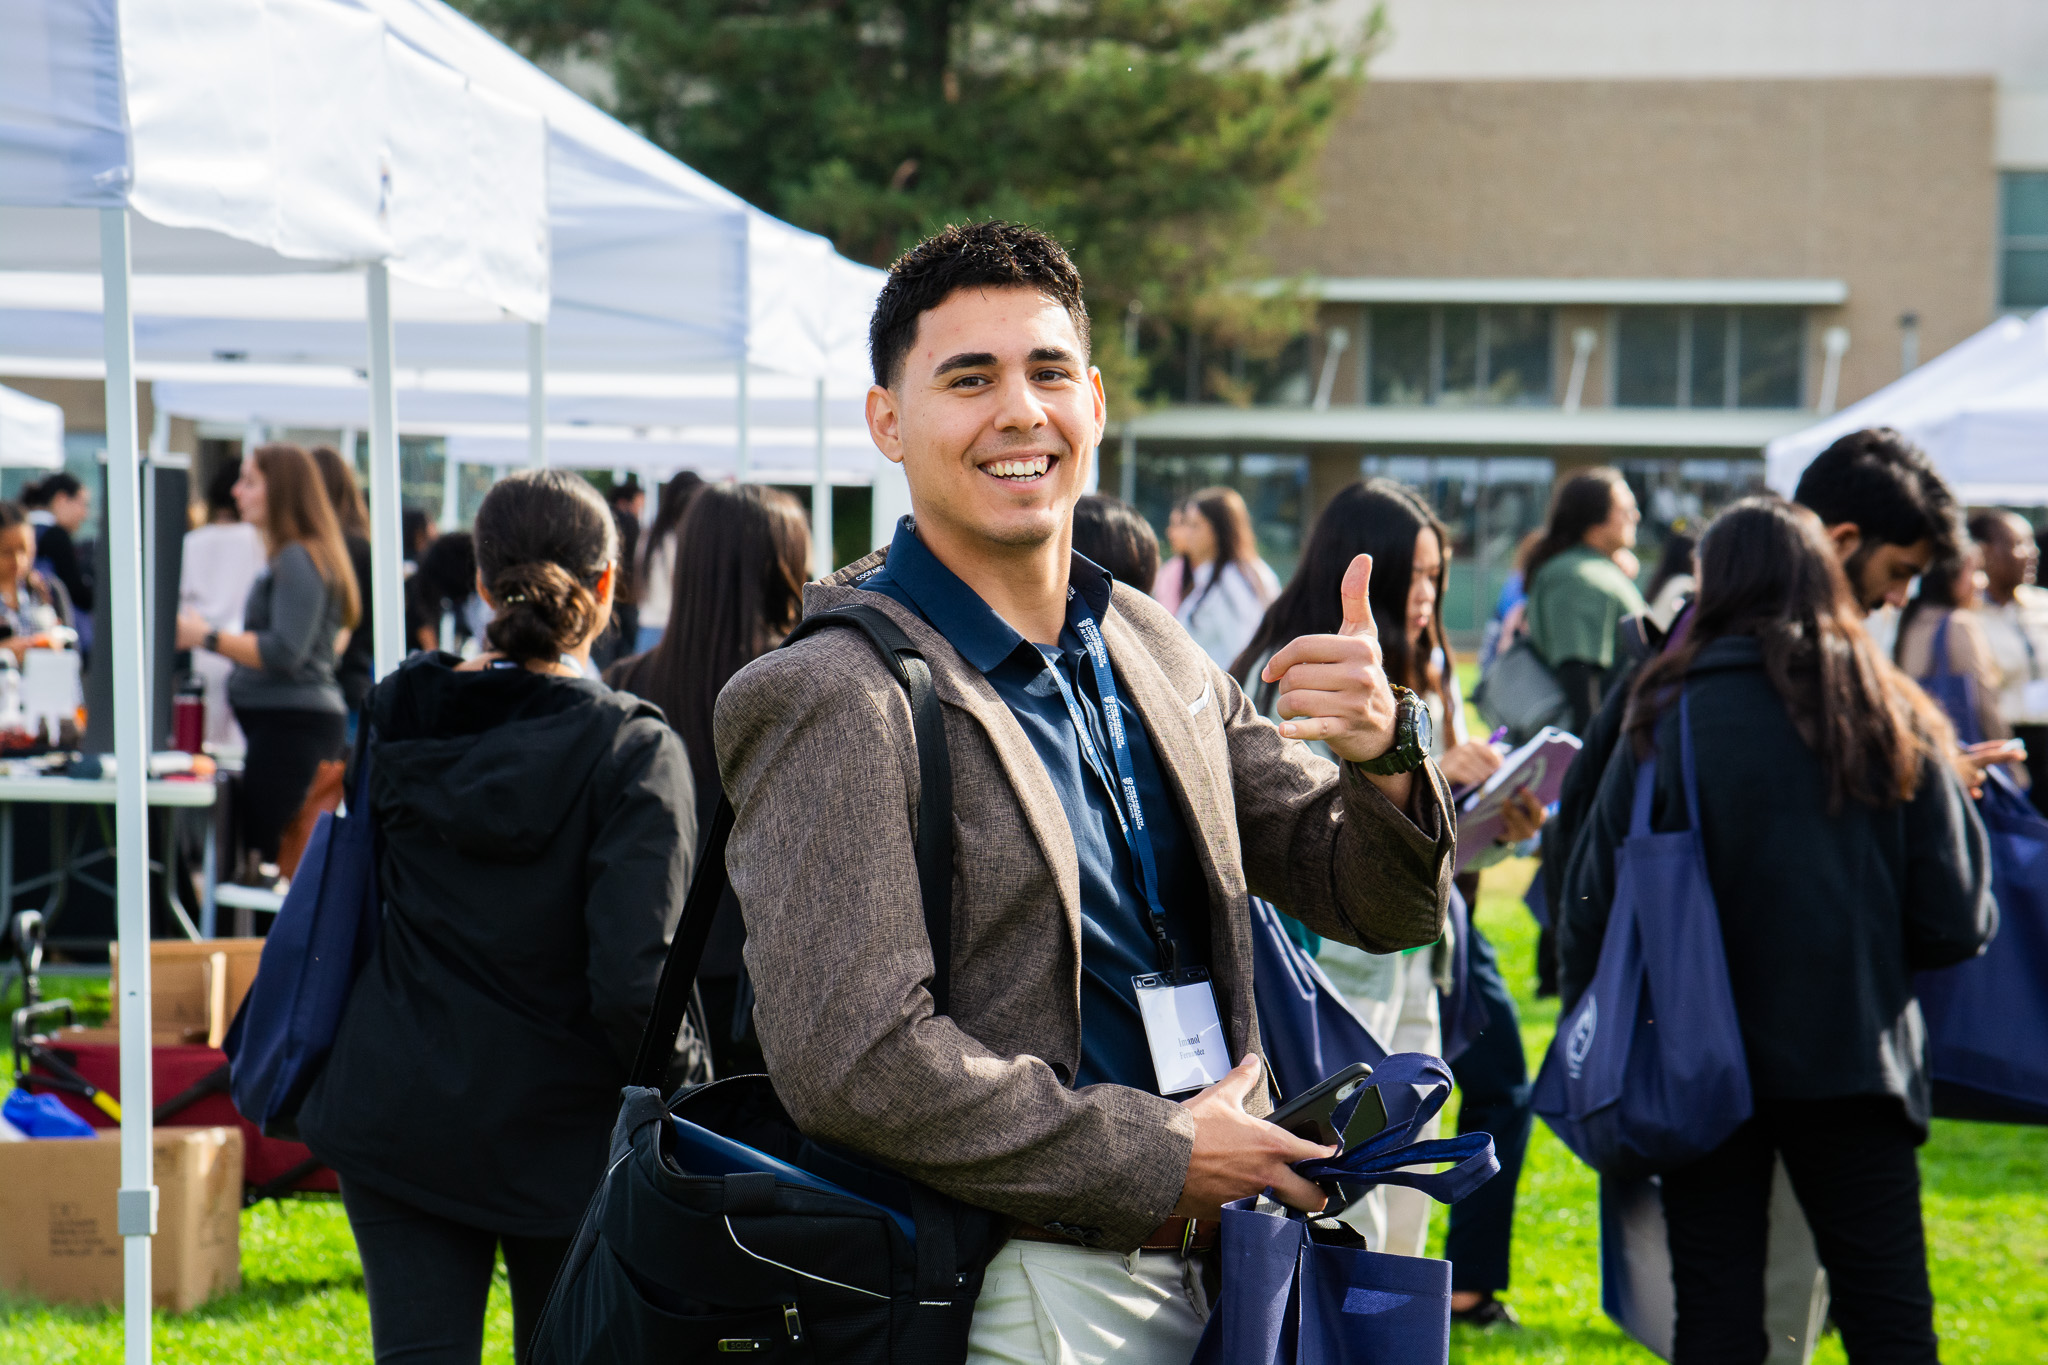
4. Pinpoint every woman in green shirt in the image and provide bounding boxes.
[1524,468,1648,734]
